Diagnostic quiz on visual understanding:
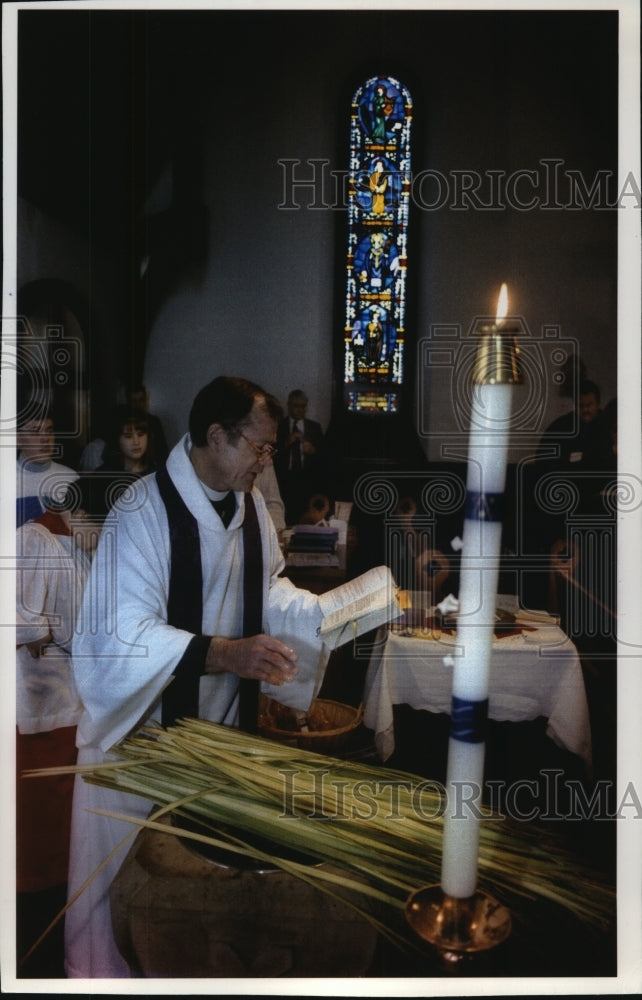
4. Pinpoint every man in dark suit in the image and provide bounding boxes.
[275,389,326,525]
[536,379,605,470]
